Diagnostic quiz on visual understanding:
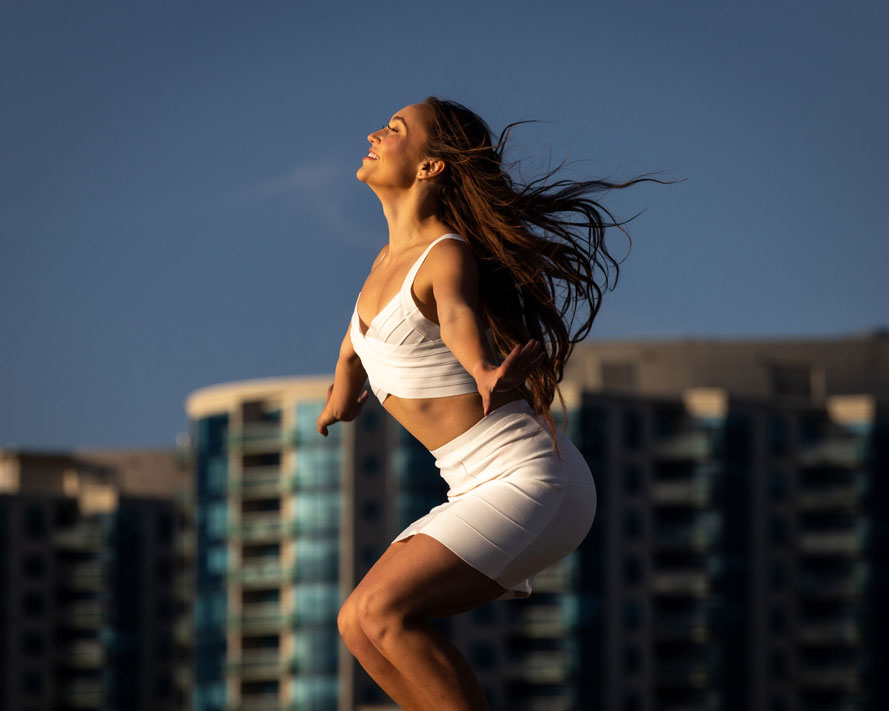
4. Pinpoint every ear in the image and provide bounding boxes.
[417,157,446,180]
